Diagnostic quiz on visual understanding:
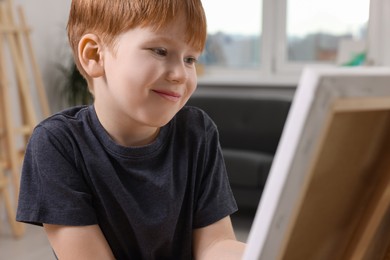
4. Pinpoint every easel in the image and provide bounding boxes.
[0,0,50,238]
